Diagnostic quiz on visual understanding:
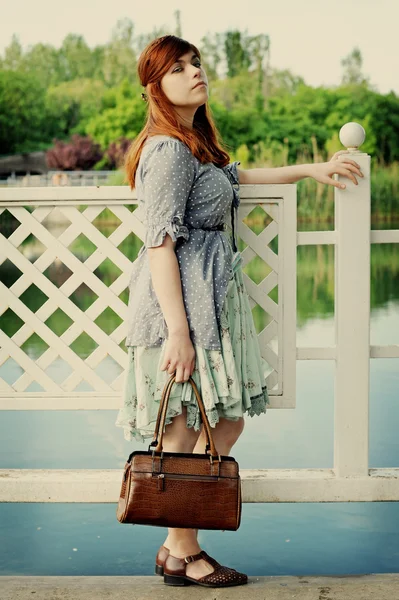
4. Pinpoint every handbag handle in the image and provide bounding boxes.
[149,373,219,459]
[150,373,200,449]
[150,372,176,446]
